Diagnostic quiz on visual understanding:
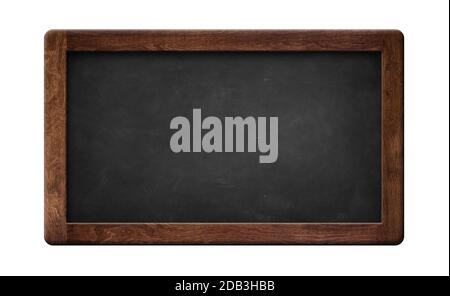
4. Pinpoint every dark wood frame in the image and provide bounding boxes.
[45,30,404,245]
